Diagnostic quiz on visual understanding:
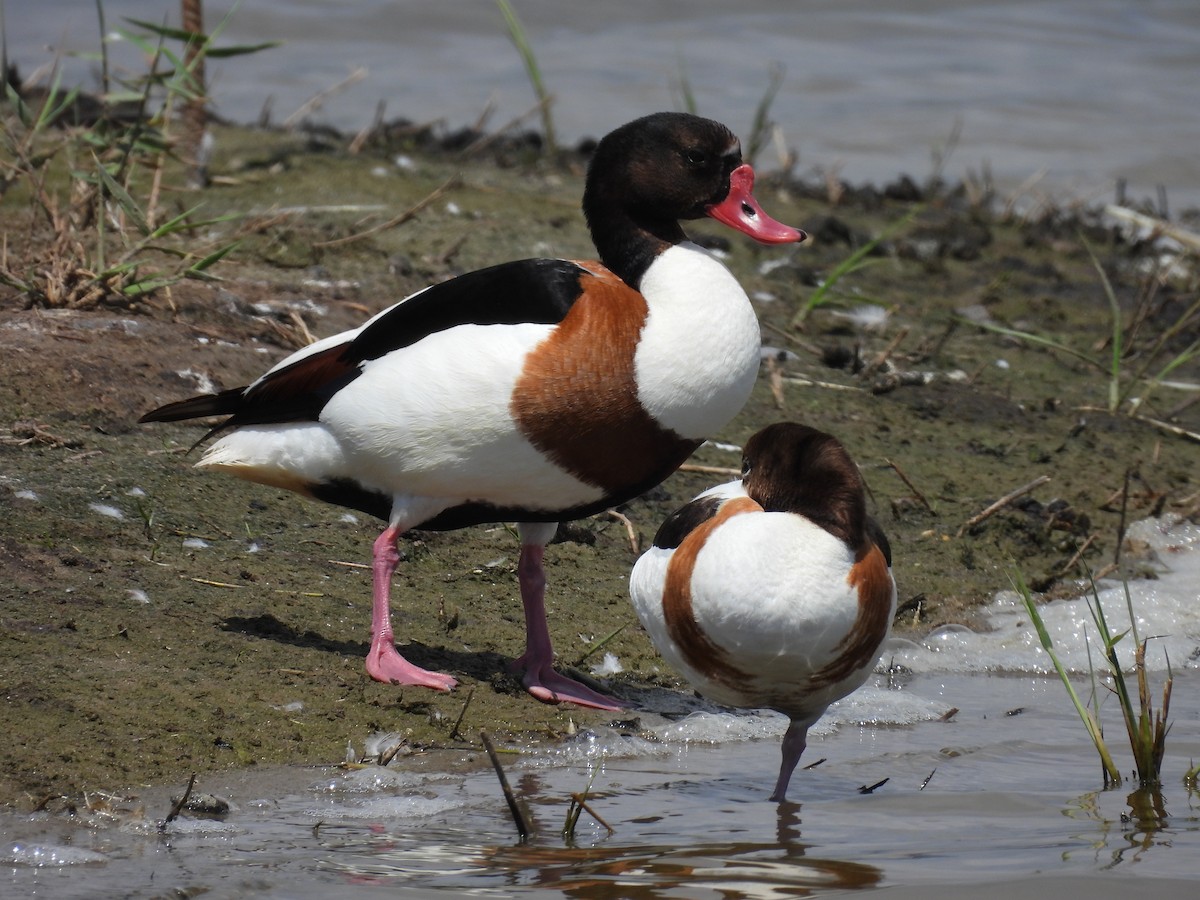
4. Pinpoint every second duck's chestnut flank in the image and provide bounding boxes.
[630,423,896,800]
